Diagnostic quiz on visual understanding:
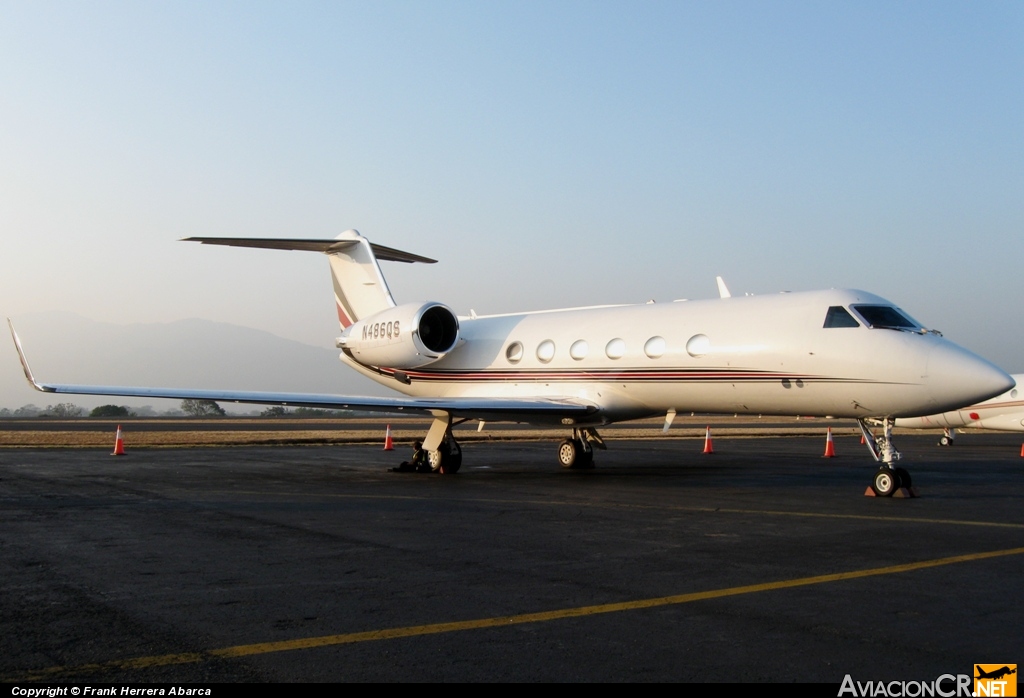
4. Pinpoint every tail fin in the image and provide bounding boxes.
[183,230,436,328]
